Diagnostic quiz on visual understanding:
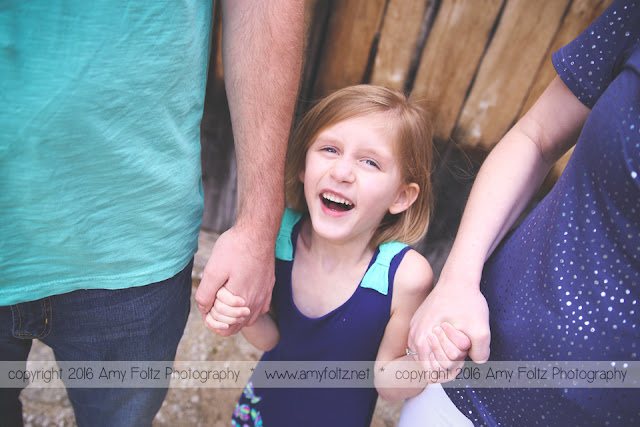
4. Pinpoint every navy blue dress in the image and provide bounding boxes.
[232,209,411,427]
[446,1,640,425]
